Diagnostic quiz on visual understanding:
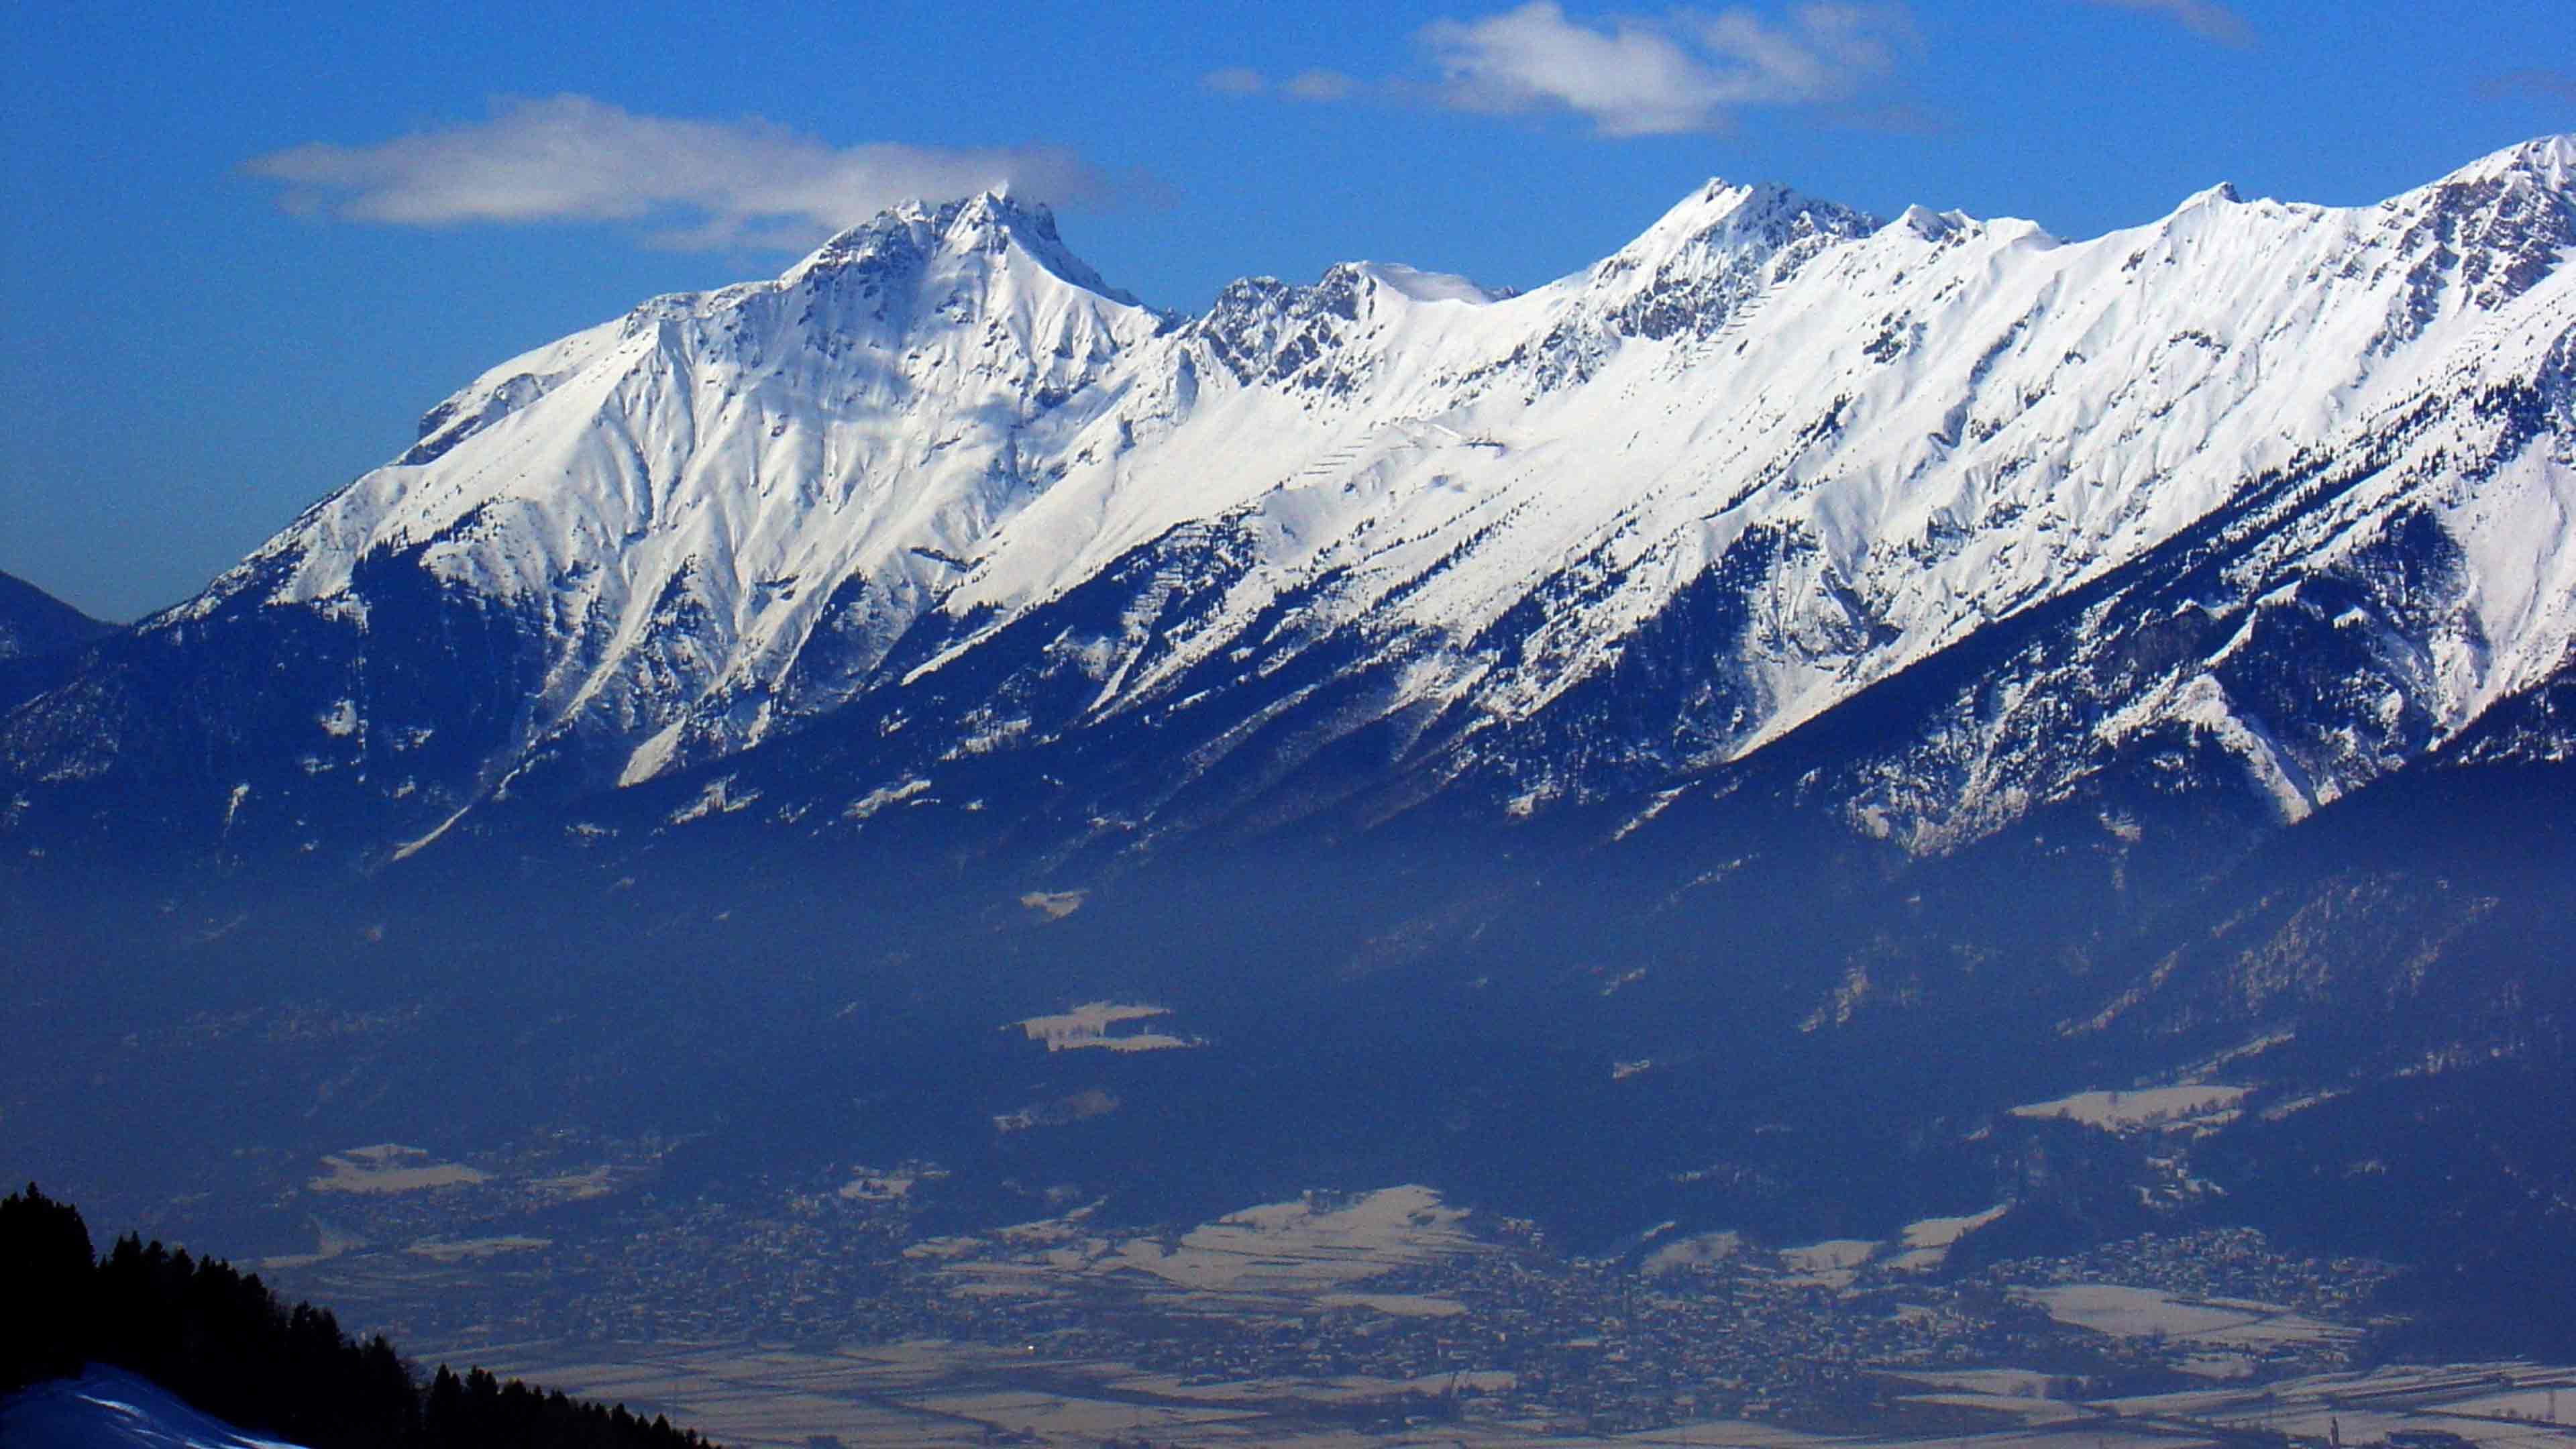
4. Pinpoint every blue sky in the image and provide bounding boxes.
[3,0,2570,621]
